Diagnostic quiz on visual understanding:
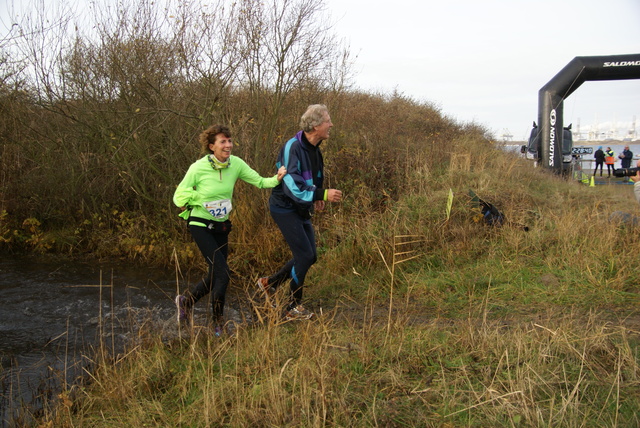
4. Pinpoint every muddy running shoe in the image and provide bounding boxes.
[284,304,315,321]
[214,325,223,337]
[256,277,277,309]
[175,295,191,323]
[256,277,276,297]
